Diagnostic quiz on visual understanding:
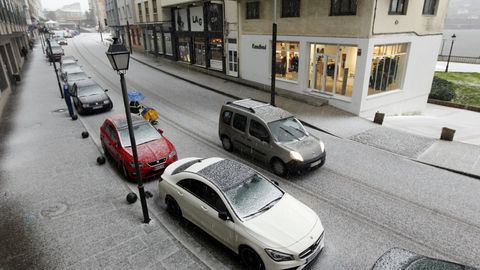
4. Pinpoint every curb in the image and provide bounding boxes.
[428,98,480,113]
